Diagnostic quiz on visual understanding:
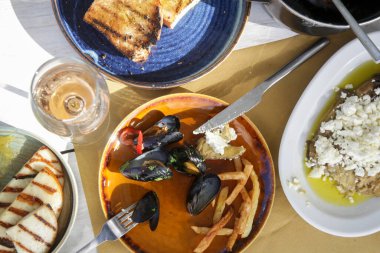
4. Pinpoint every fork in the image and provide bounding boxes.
[76,203,138,253]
